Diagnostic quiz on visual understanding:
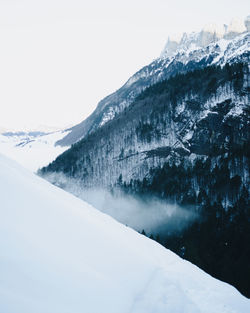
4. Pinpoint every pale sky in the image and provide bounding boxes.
[0,0,249,130]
